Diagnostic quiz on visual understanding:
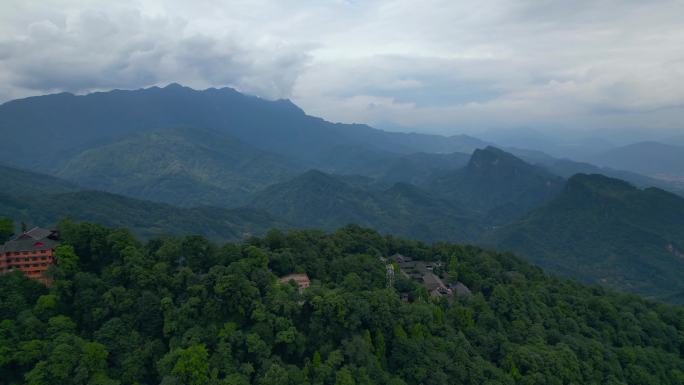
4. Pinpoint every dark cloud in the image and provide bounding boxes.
[0,0,682,137]
[0,4,310,100]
